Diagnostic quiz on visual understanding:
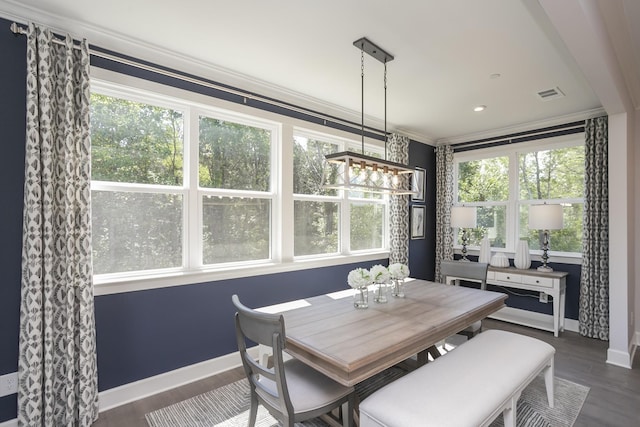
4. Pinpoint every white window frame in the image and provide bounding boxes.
[453,133,584,263]
[90,68,389,295]
[292,128,389,260]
